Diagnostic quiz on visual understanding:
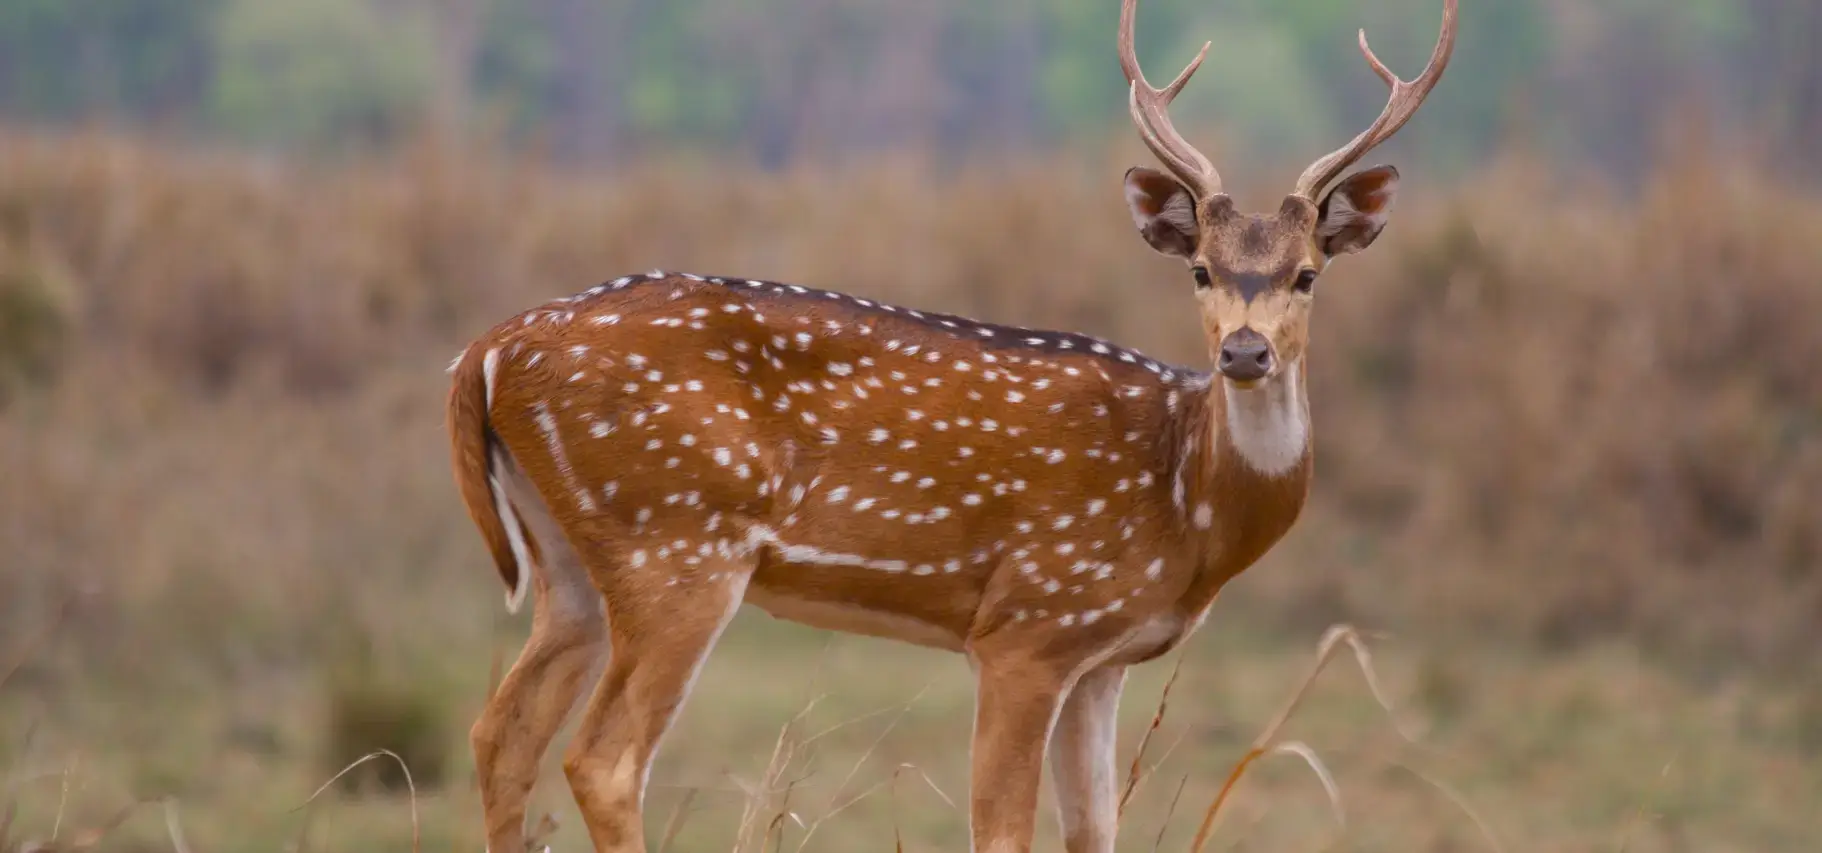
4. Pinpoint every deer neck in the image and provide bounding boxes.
[1170,358,1312,575]
[1217,358,1310,478]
